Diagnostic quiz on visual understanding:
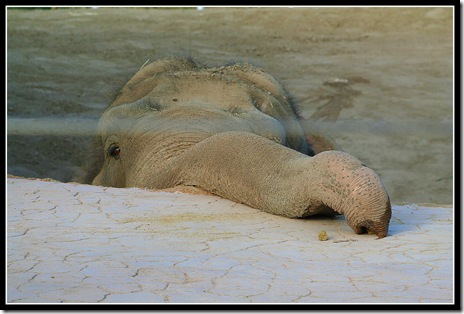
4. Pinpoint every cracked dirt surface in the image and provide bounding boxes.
[6,178,454,304]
